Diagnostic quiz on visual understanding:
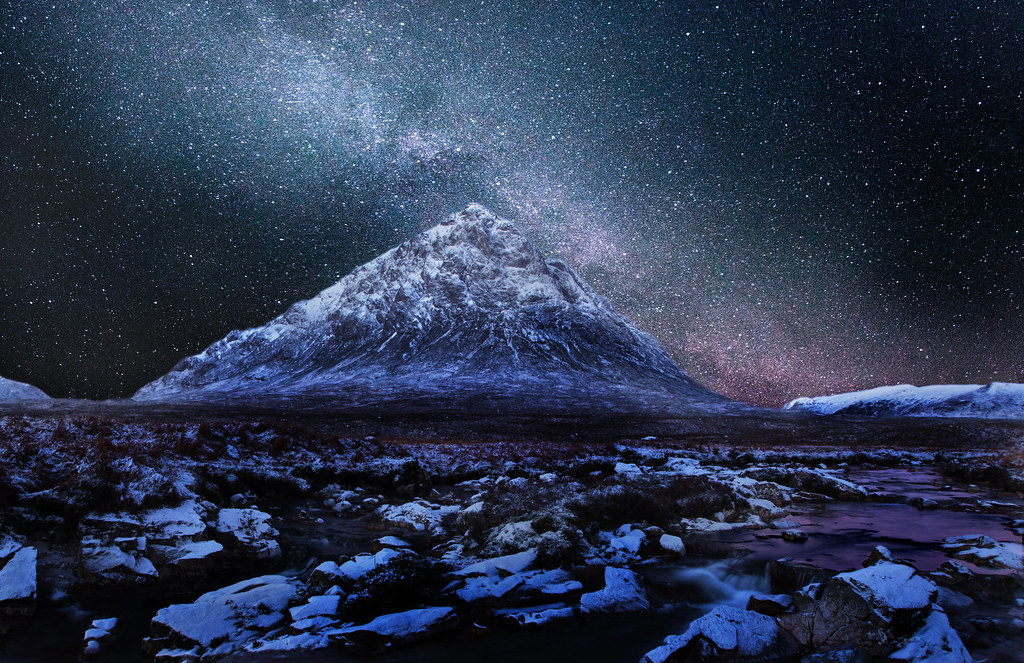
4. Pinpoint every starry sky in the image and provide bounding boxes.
[2,1,1022,406]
